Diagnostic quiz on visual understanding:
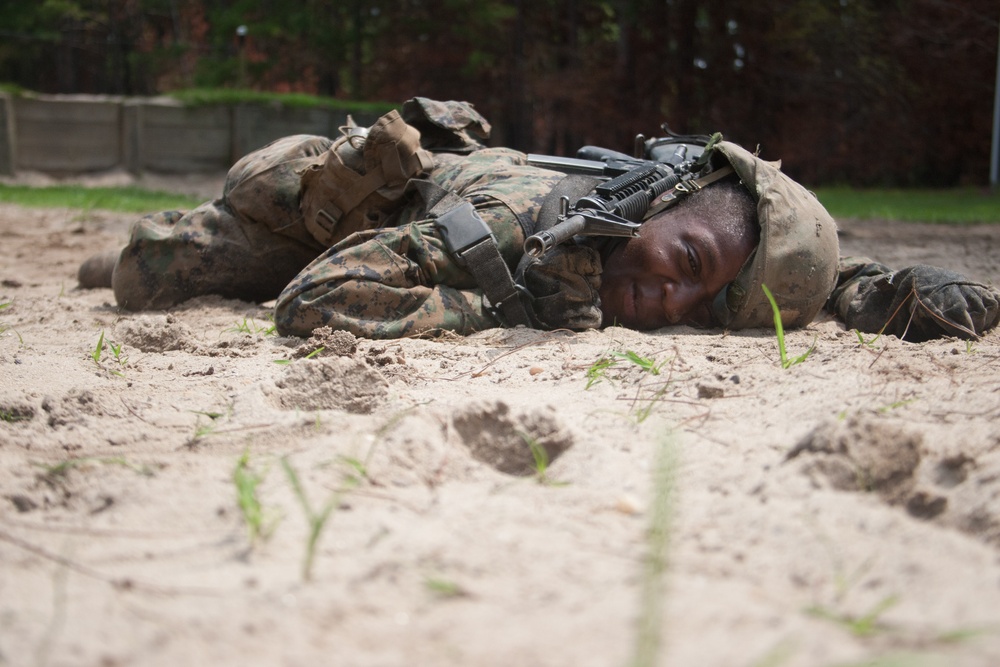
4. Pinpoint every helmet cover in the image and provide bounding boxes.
[709,140,840,329]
